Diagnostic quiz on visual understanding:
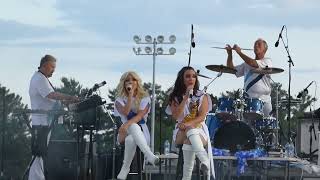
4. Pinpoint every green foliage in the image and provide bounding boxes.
[0,85,30,179]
